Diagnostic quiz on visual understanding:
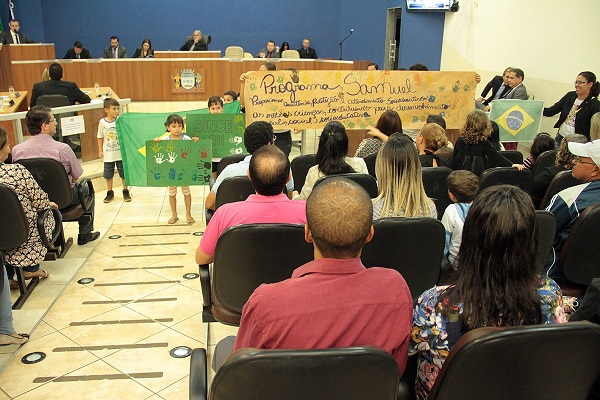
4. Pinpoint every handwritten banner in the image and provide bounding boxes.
[244,70,476,130]
[186,114,245,158]
[145,139,212,186]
